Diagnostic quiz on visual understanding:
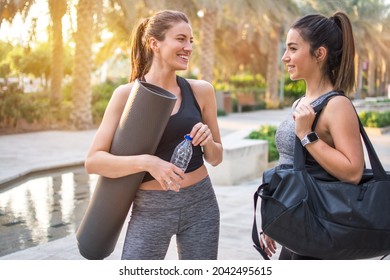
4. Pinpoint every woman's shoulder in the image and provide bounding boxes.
[321,95,357,127]
[104,82,135,114]
[325,94,354,112]
[185,78,214,95]
[111,82,134,101]
[184,78,215,110]
[114,82,134,94]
